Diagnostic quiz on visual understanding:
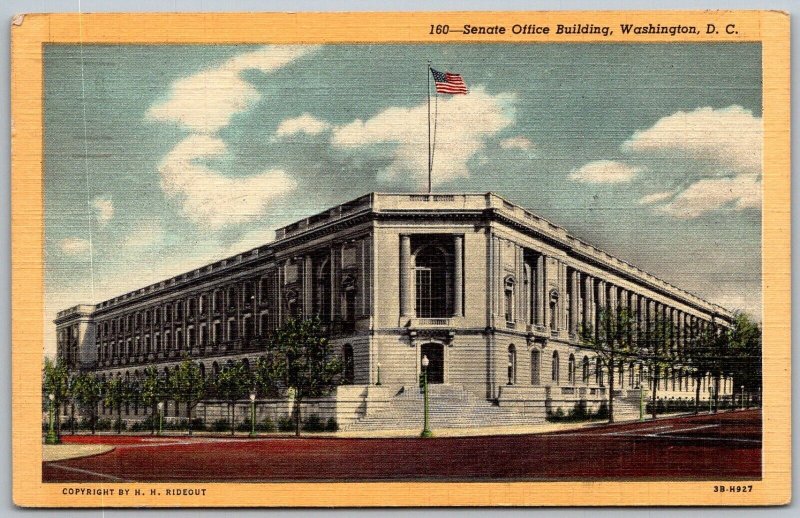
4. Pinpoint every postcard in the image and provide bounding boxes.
[11,10,790,507]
